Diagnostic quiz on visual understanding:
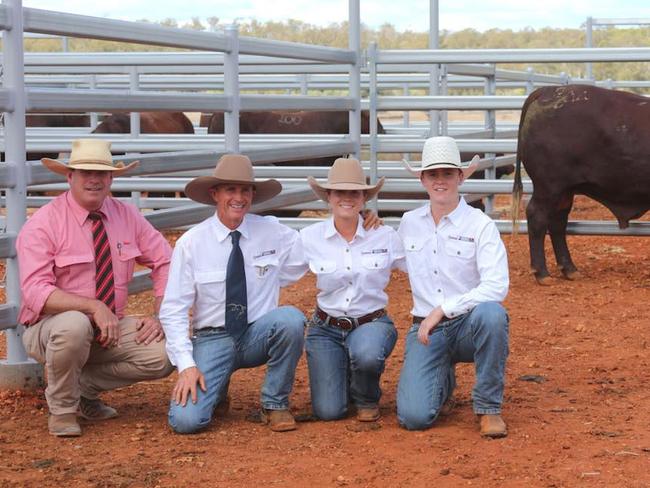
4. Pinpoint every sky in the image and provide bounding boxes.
[21,0,650,33]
